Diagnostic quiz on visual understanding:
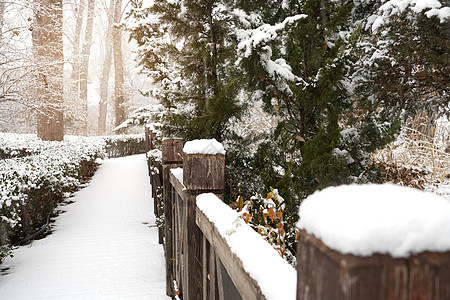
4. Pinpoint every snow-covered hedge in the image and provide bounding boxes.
[0,134,107,261]
[103,134,146,158]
